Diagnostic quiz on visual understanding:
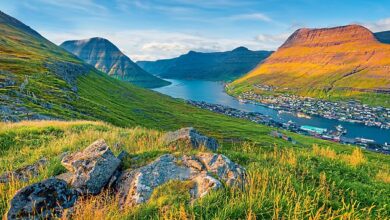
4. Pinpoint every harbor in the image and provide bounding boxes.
[154,79,390,148]
[188,100,389,154]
